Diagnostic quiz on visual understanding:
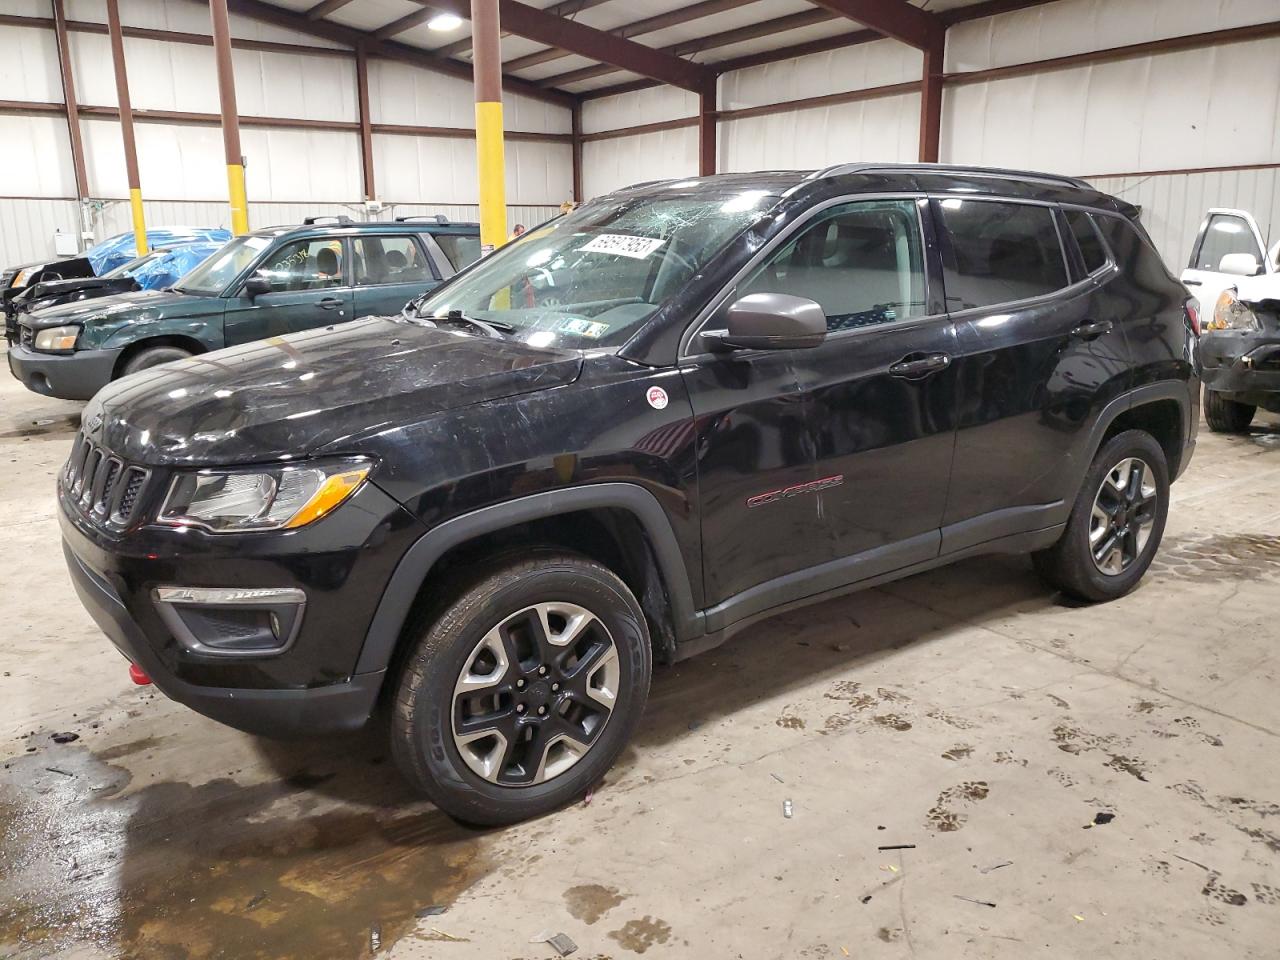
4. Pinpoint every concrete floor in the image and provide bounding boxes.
[1,369,1278,960]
